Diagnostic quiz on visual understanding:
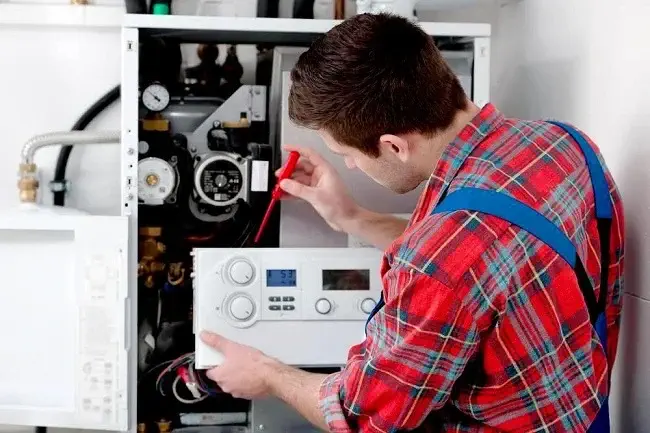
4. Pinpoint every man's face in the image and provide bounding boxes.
[318,130,422,194]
